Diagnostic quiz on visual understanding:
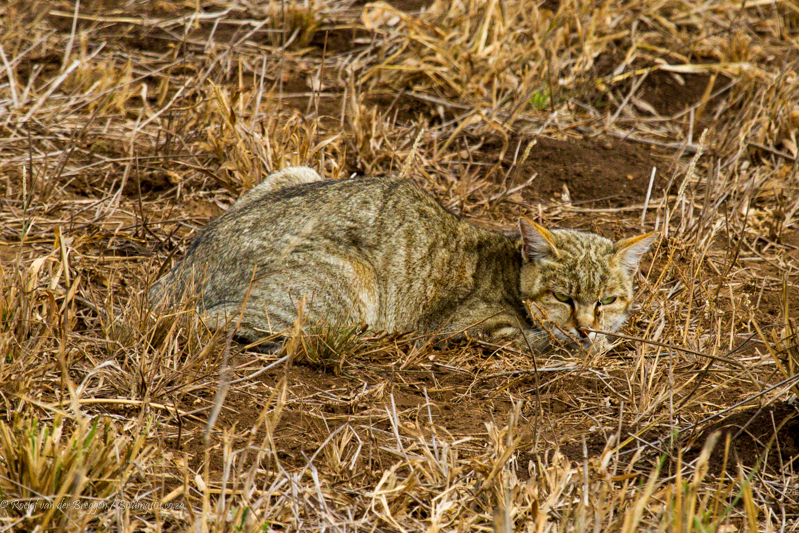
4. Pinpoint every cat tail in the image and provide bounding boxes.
[233,166,323,209]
